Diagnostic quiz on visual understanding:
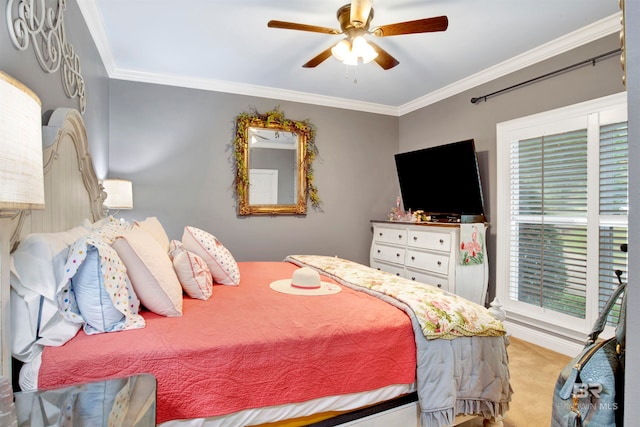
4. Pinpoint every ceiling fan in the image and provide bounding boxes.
[267,0,448,70]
